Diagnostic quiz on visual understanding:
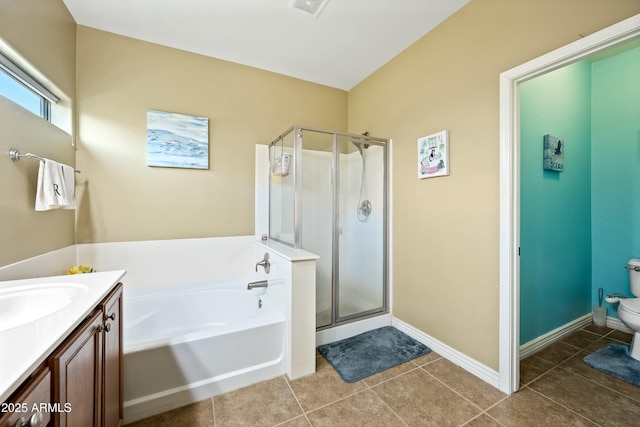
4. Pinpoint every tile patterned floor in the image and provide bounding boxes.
[126,324,639,426]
